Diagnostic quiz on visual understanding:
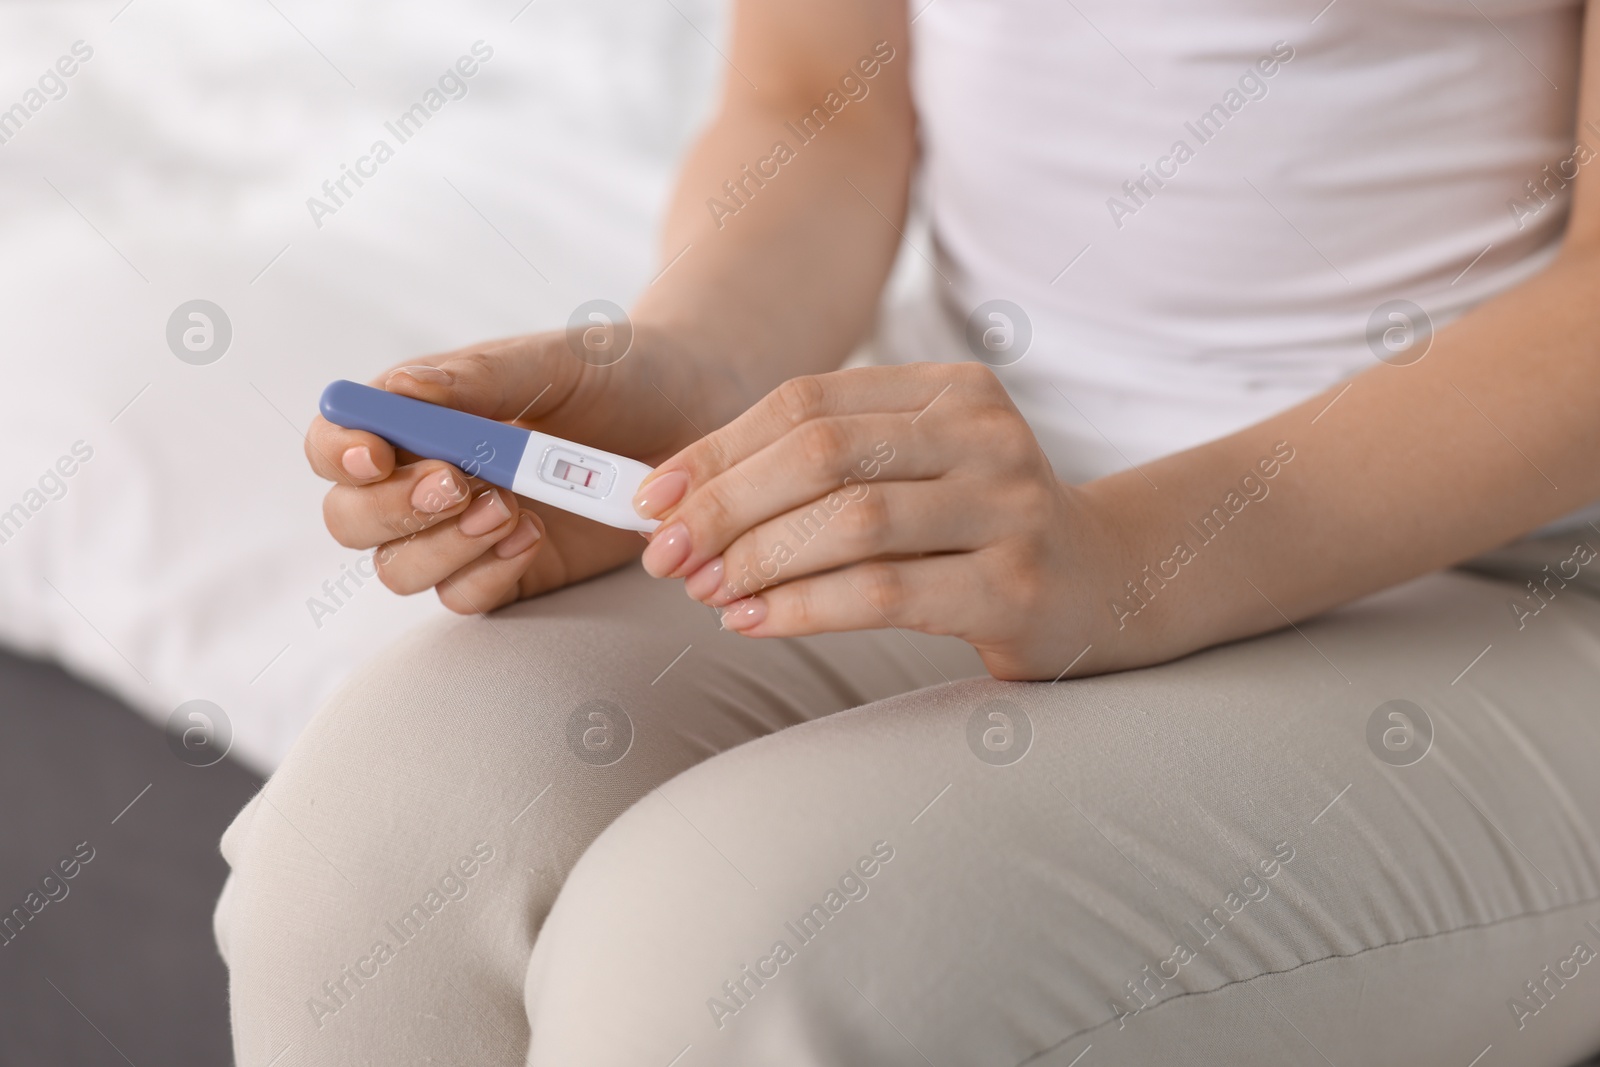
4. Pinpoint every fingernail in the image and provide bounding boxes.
[494,512,541,558]
[721,598,767,633]
[684,557,725,602]
[641,522,692,577]
[633,469,689,518]
[412,469,463,513]
[387,365,453,387]
[341,445,381,481]
[459,489,513,537]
